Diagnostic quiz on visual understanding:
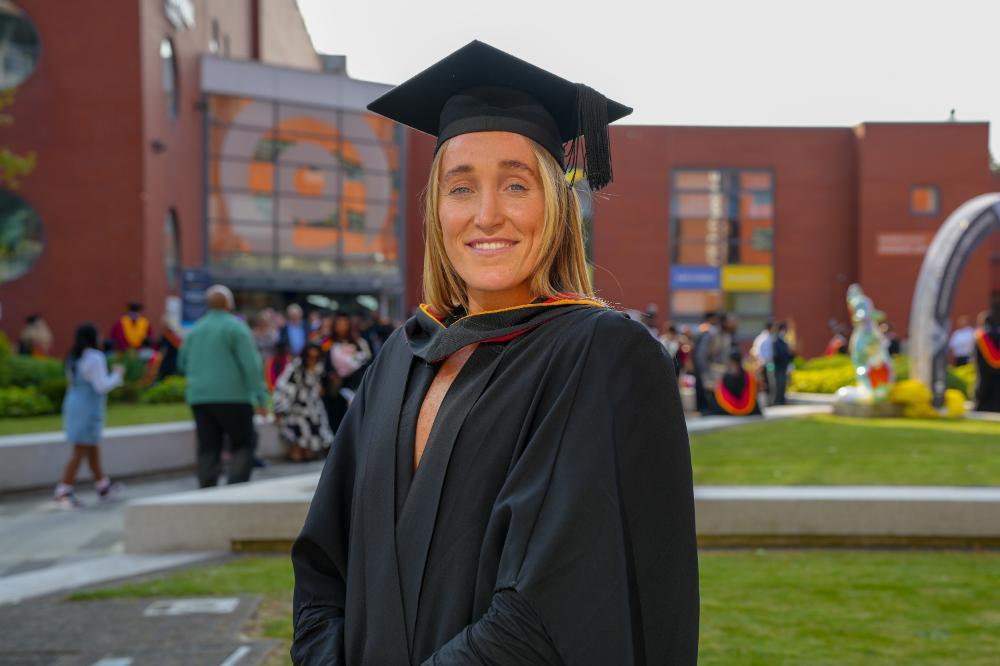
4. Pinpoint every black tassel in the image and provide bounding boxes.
[575,83,613,191]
